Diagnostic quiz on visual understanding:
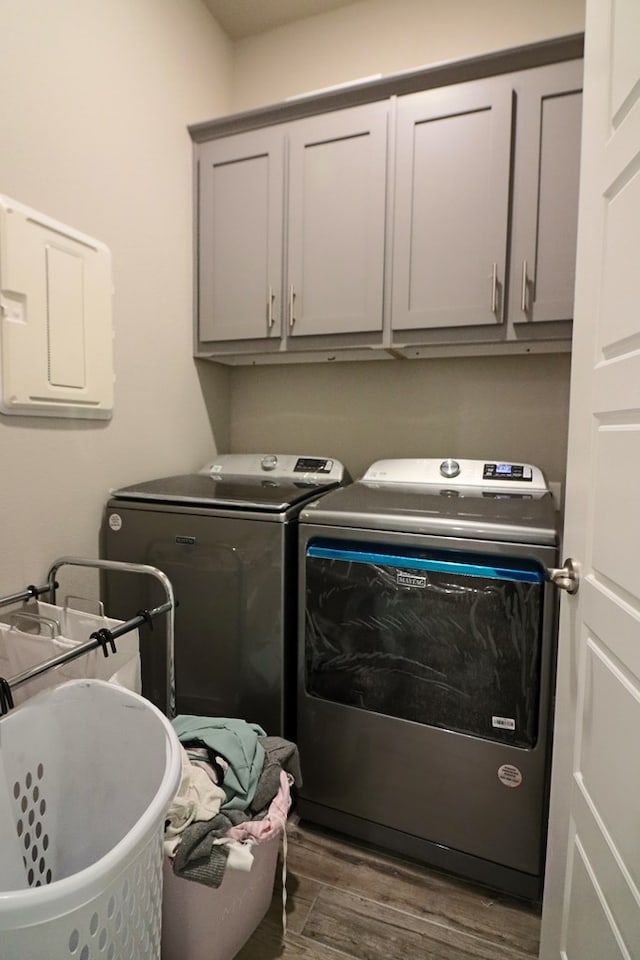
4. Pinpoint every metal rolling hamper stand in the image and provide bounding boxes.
[0,557,181,960]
